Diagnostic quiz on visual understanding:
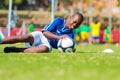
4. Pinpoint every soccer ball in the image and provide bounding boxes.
[57,37,75,52]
